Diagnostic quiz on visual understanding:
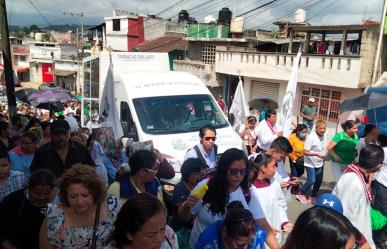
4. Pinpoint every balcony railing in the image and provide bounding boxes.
[215,50,362,88]
[174,60,220,87]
